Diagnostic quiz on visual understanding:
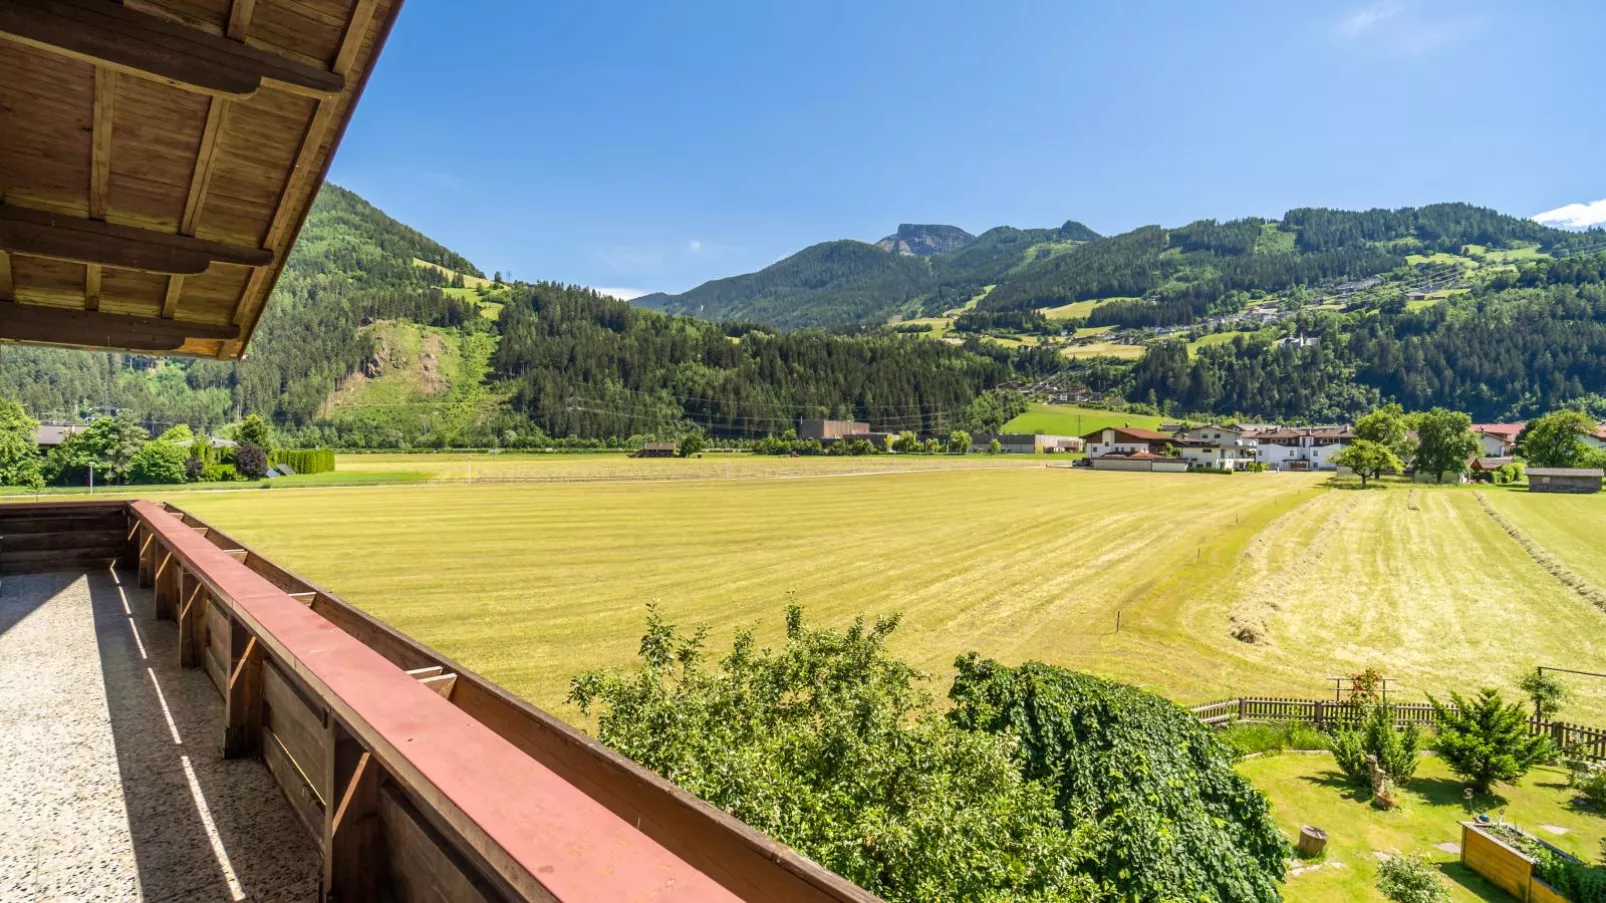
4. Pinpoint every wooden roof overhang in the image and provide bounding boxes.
[0,0,404,358]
